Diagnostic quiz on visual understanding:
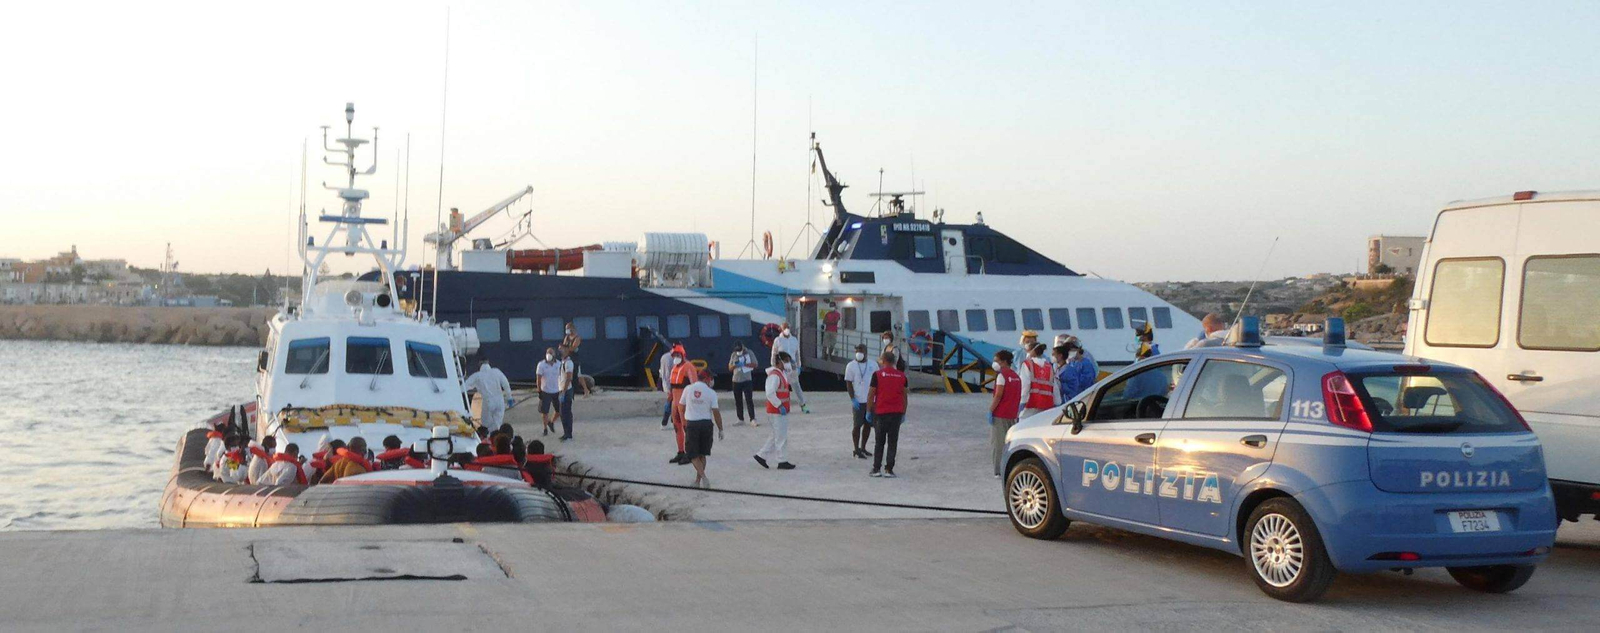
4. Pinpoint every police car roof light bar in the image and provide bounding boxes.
[1234,316,1263,348]
[1324,317,1346,349]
